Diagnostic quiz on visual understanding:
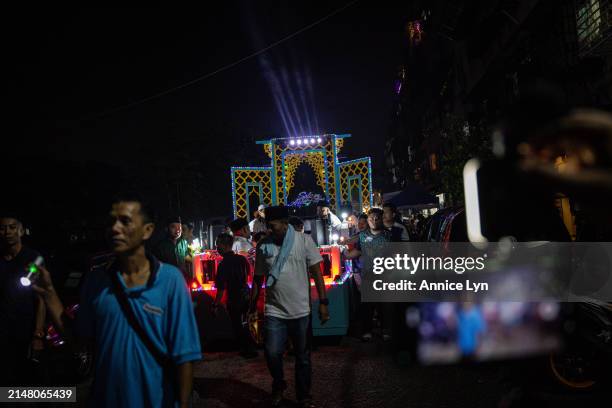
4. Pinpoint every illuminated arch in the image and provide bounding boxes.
[231,134,373,218]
